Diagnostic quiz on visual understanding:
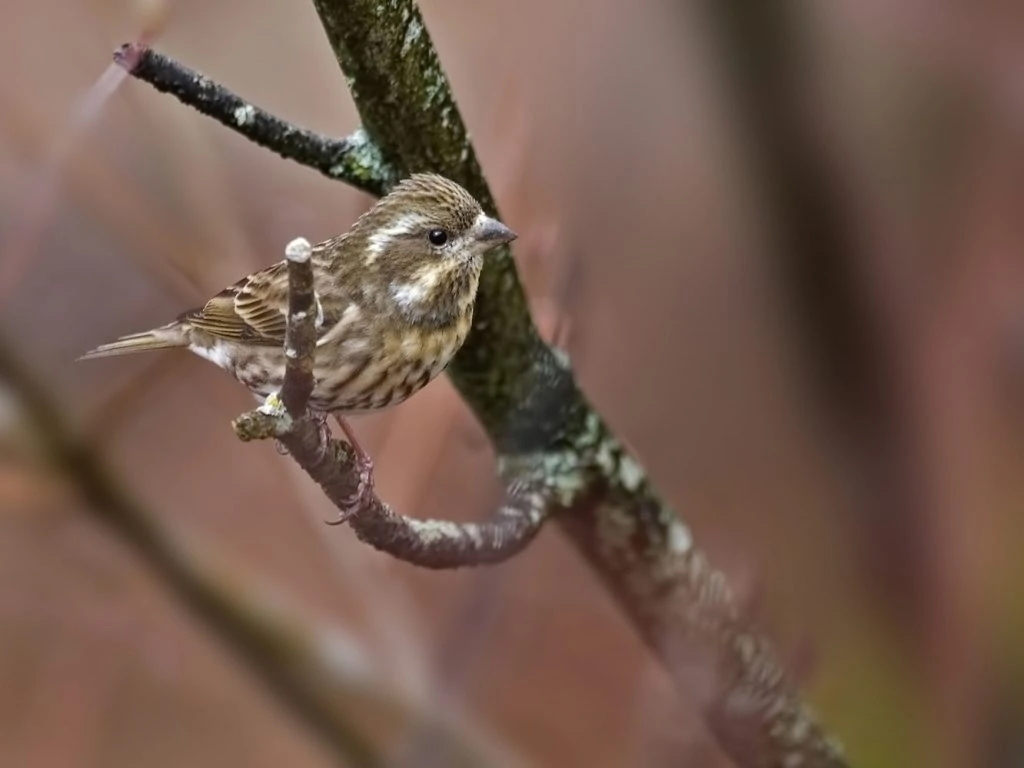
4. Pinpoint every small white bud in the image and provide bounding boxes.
[285,237,312,263]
